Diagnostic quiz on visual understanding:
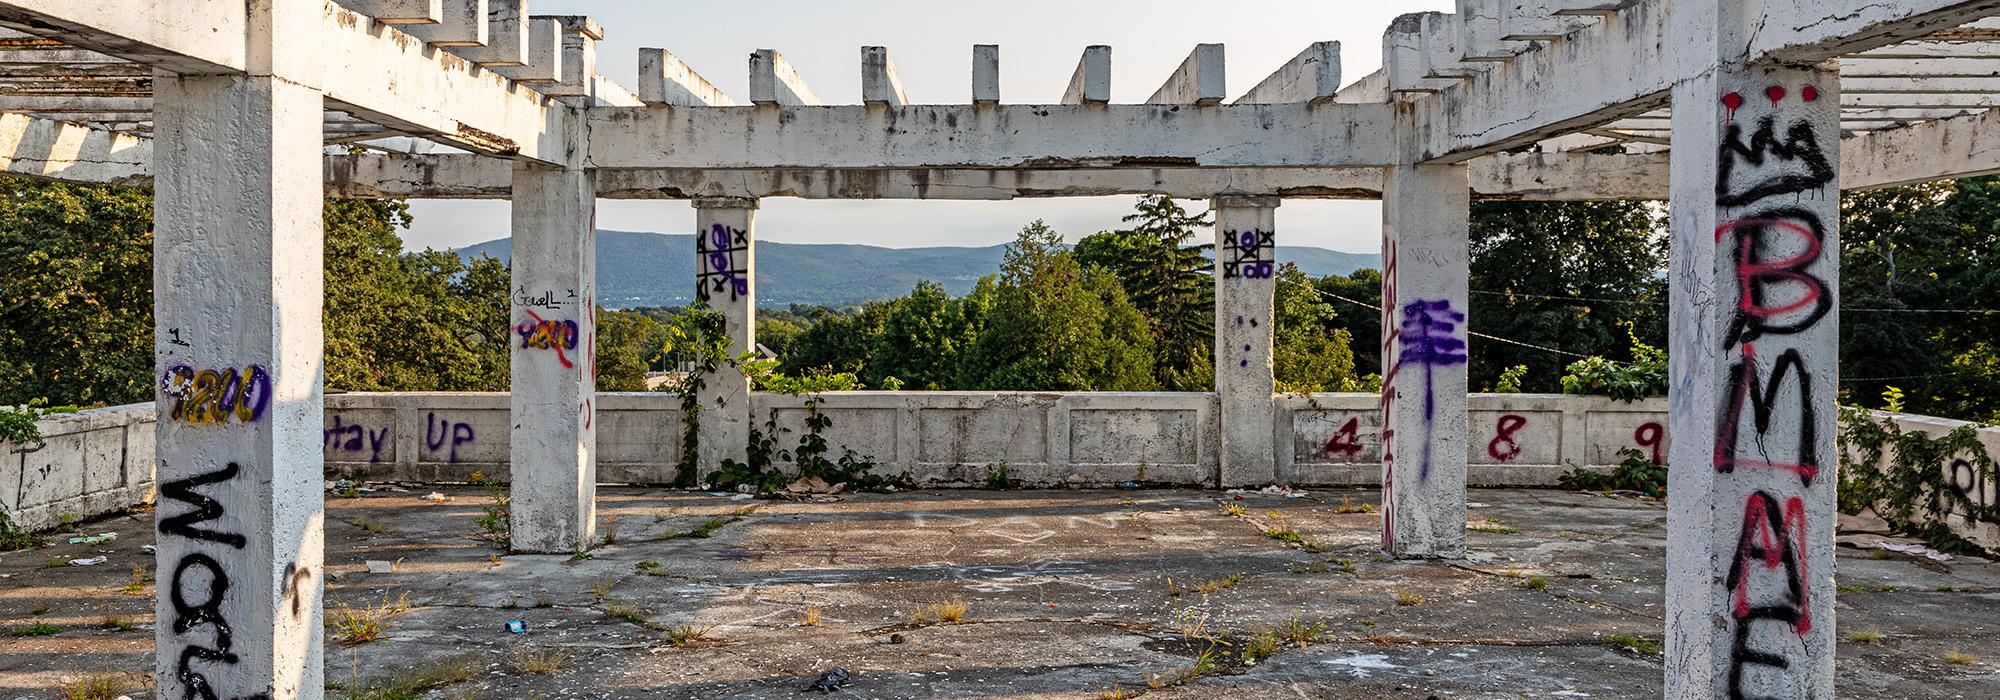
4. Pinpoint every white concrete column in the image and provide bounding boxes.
[1379,162,1470,559]
[694,197,758,473]
[508,162,598,553]
[1213,195,1280,487]
[151,71,325,698]
[1664,48,1841,700]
